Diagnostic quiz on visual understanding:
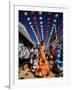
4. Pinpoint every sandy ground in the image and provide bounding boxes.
[18,64,57,79]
